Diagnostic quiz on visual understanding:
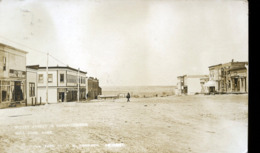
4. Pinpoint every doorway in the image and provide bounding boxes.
[233,78,240,92]
[59,92,65,102]
[14,81,23,101]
